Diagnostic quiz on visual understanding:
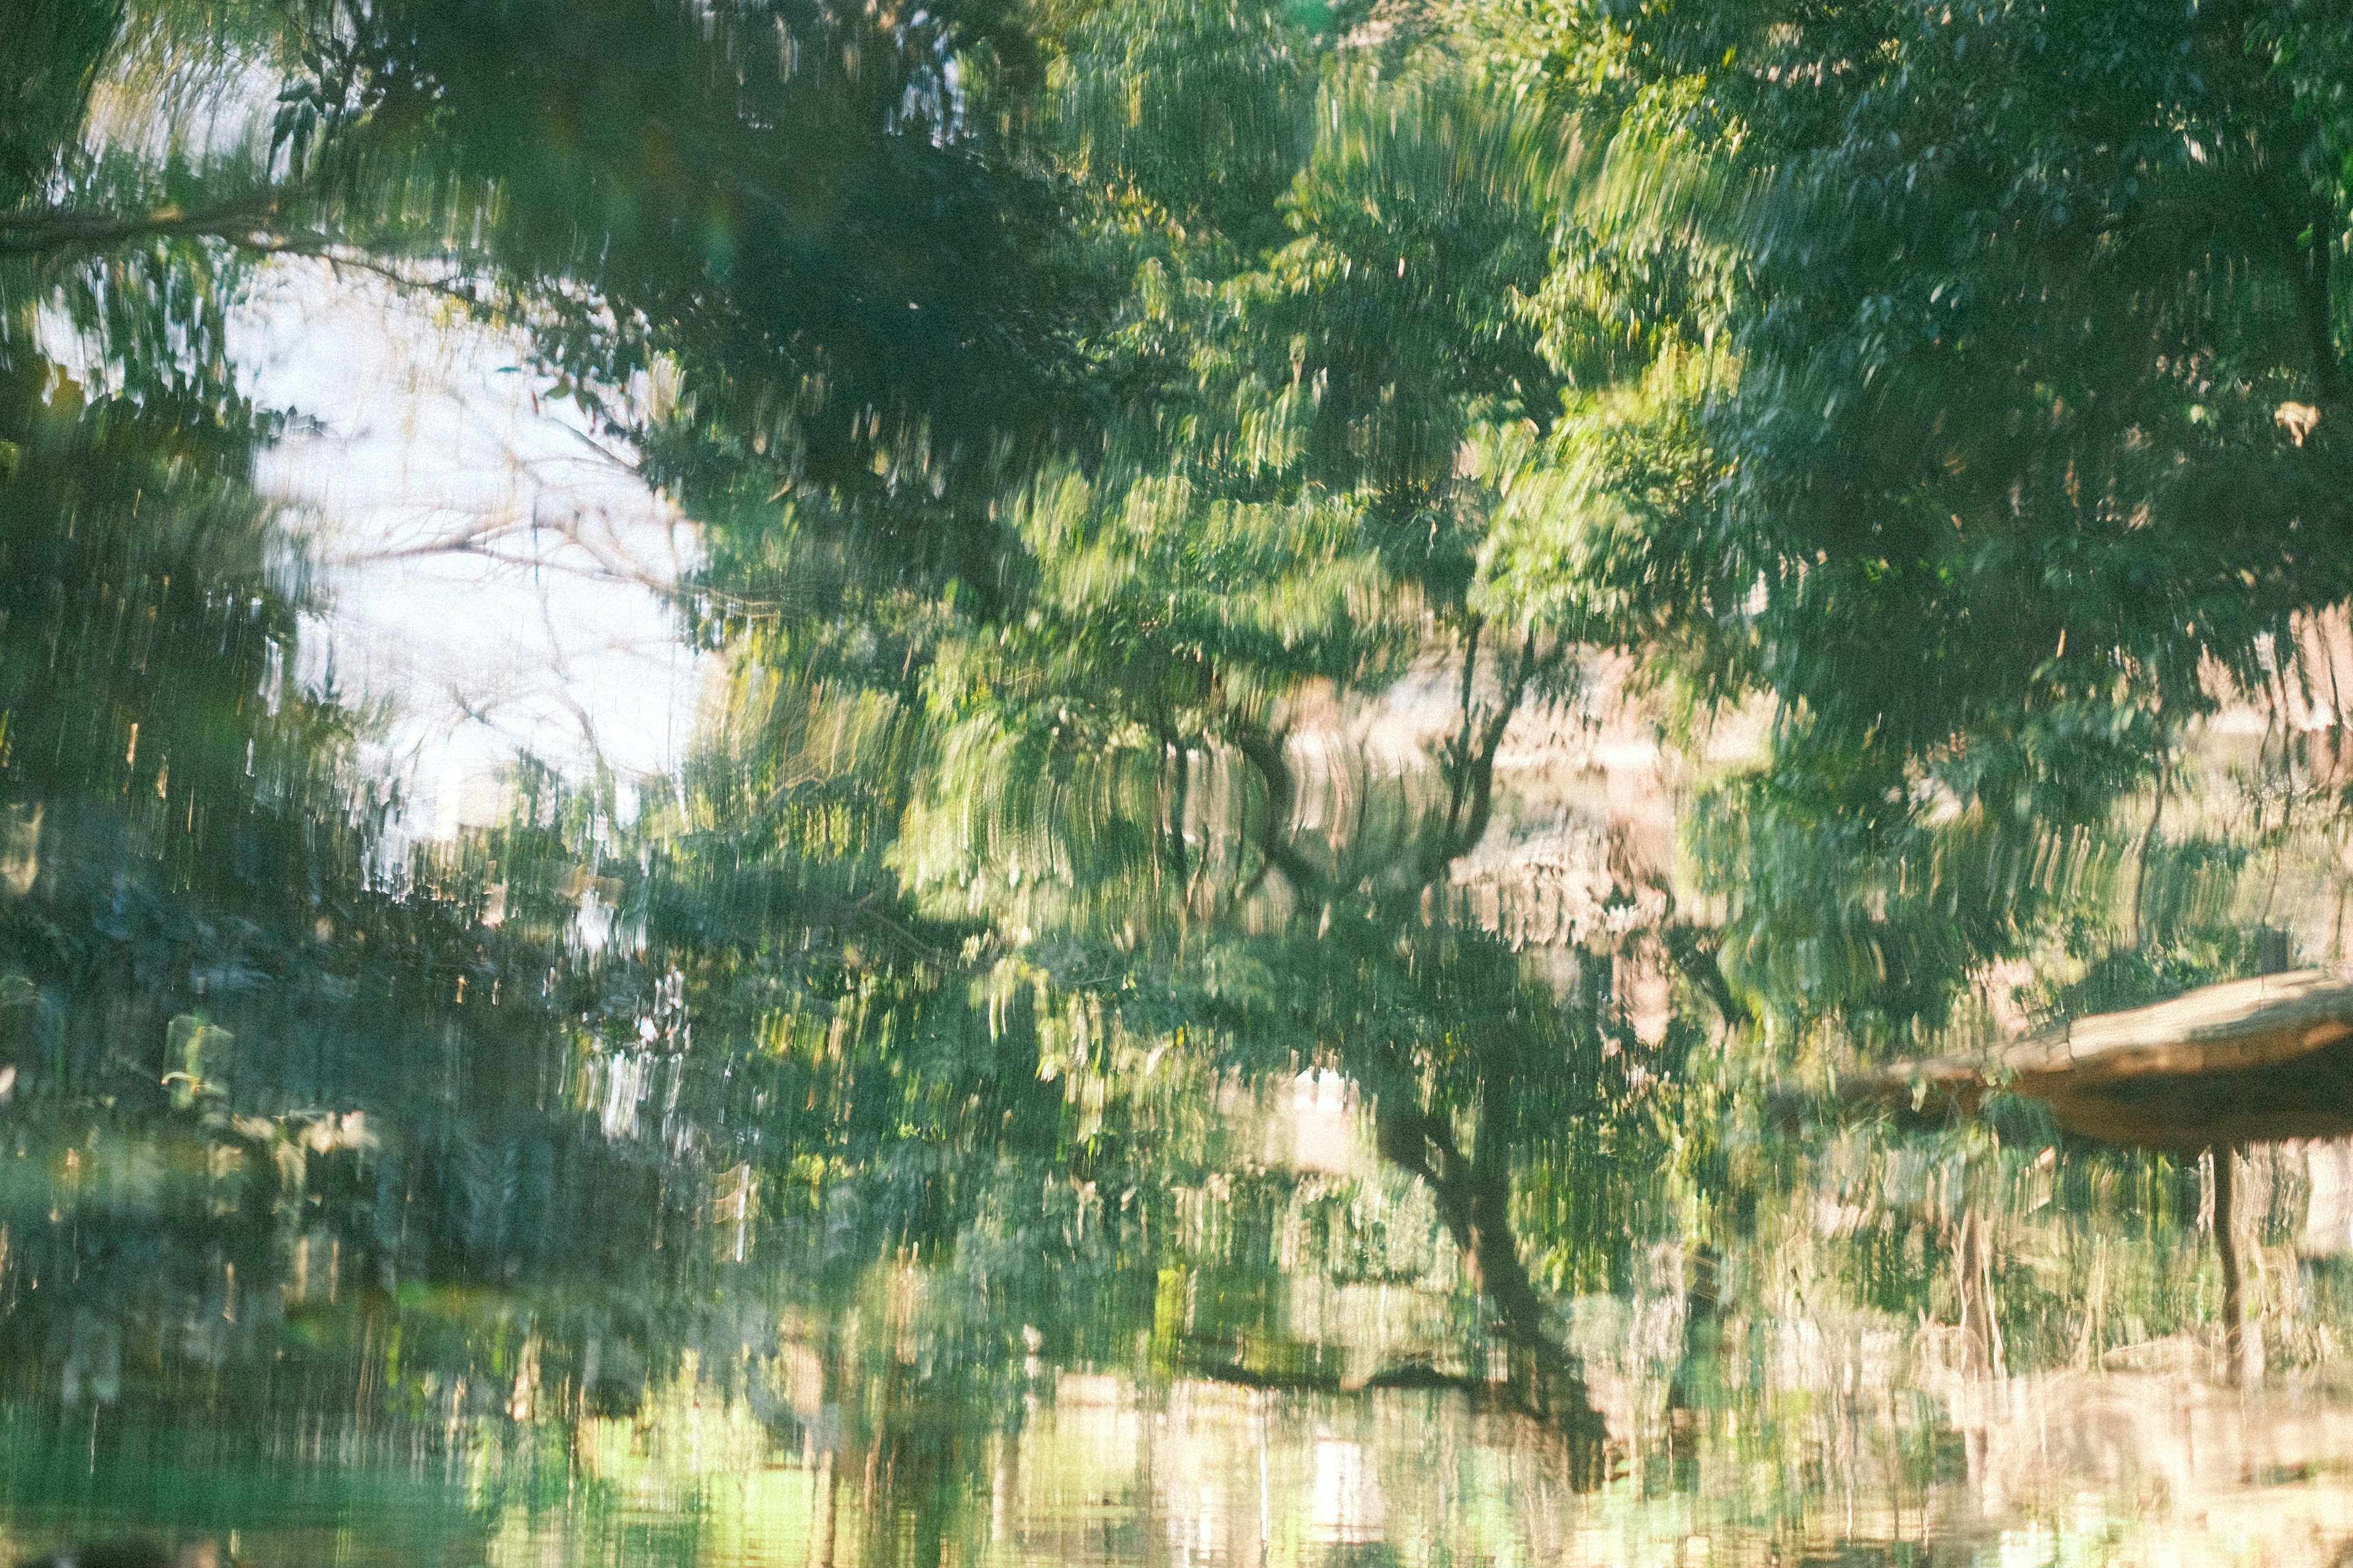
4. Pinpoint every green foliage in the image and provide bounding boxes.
[1452,0,2353,1031]
[0,0,124,206]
